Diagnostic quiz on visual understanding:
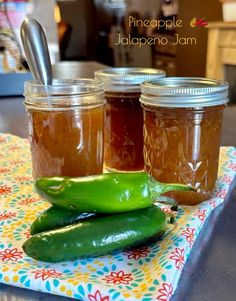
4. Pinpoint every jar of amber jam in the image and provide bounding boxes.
[95,68,165,172]
[140,77,229,204]
[24,79,105,179]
